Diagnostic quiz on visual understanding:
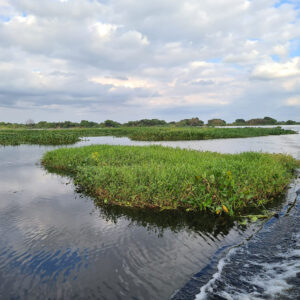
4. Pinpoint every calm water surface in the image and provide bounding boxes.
[0,126,300,299]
